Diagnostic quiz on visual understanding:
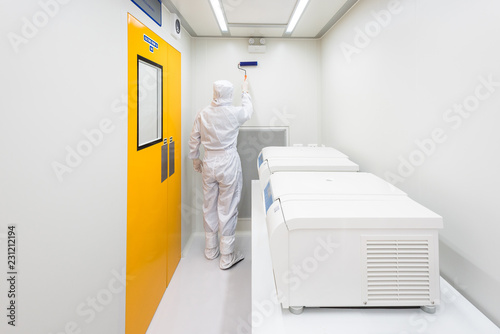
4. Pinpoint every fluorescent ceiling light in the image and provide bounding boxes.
[286,0,309,34]
[210,0,228,32]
